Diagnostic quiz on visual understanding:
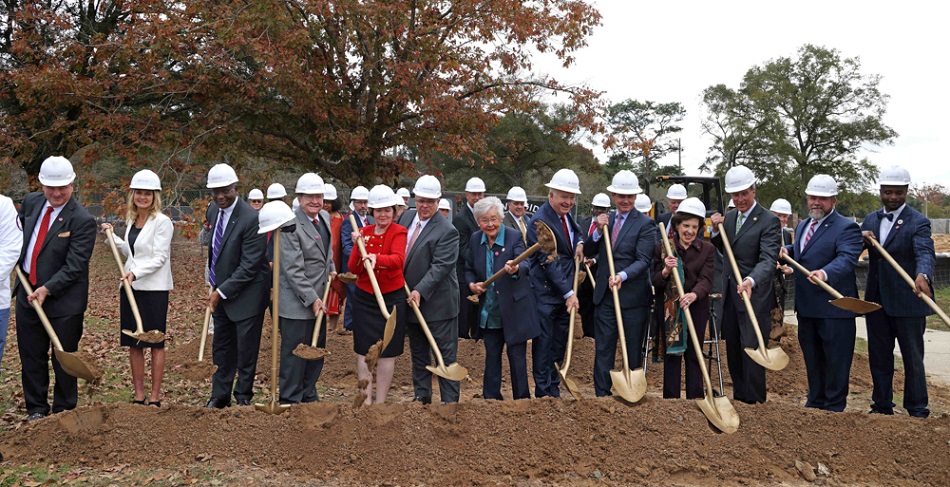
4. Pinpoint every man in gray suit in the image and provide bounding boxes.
[398,175,461,404]
[276,173,335,404]
[710,165,781,404]
[503,186,530,245]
